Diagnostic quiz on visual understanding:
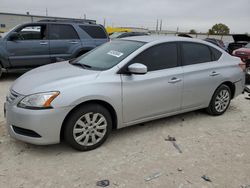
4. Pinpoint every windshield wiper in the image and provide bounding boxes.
[71,62,92,69]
